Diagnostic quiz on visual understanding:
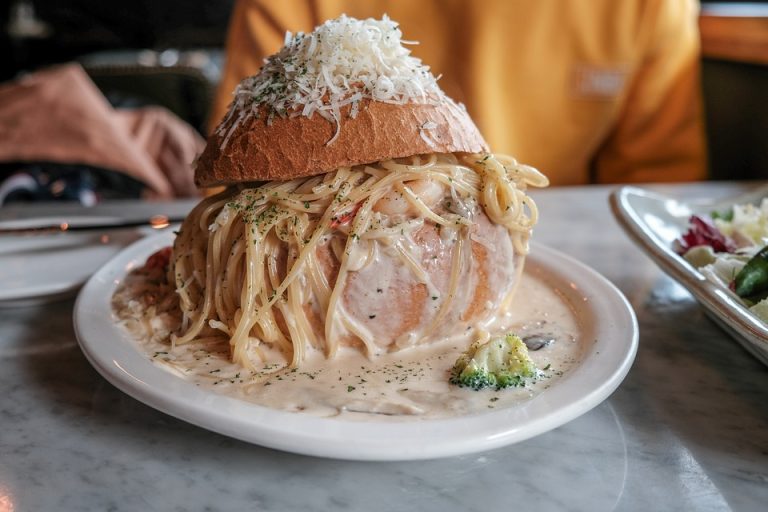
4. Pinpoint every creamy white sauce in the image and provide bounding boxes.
[113,268,582,421]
